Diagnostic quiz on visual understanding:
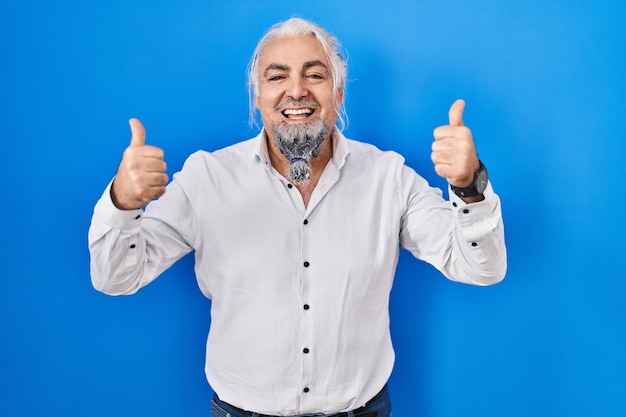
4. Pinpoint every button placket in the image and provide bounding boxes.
[299,212,316,402]
[299,212,314,401]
